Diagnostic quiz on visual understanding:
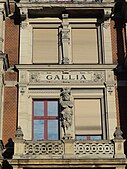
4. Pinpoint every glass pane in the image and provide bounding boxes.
[48,120,58,140]
[75,135,102,140]
[90,135,102,140]
[75,135,87,140]
[48,101,58,116]
[34,101,44,116]
[34,120,44,140]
